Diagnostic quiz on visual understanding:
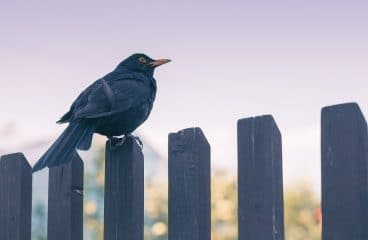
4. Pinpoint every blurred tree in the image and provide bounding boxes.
[284,183,320,240]
[211,170,237,240]
[32,202,47,240]
[84,147,105,240]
